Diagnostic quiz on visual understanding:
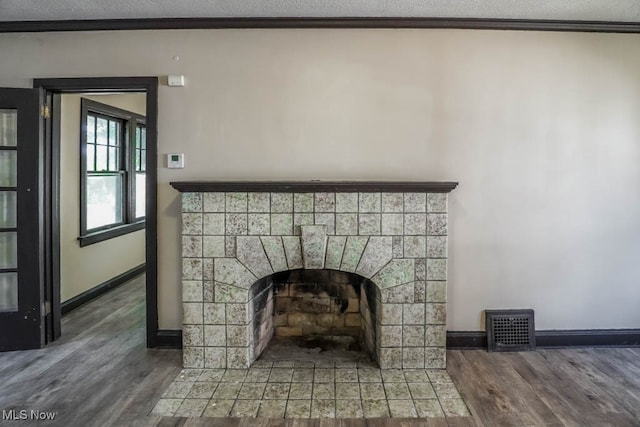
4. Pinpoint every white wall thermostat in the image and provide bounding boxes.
[167,75,185,87]
[167,153,185,168]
